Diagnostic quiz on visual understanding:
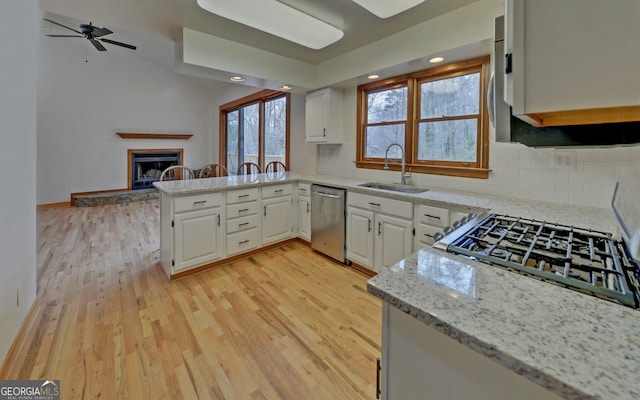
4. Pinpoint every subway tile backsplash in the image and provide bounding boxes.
[317,140,640,209]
